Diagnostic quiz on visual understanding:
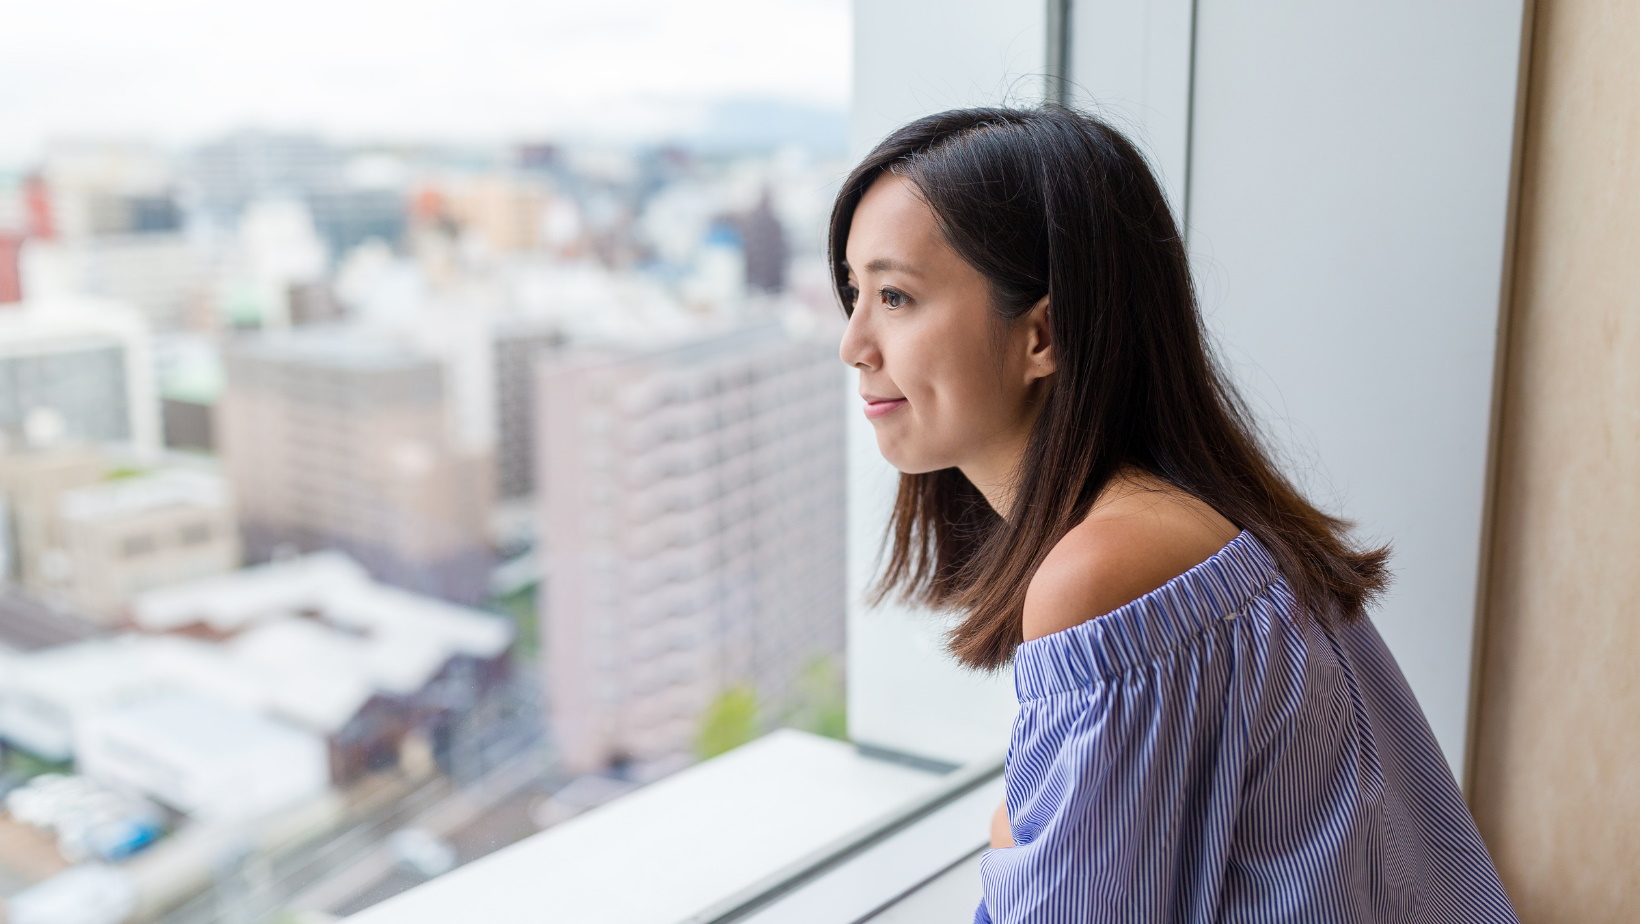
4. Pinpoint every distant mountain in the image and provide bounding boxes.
[690,98,848,156]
